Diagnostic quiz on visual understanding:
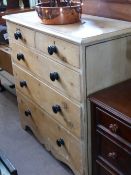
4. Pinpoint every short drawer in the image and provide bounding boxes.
[7,22,35,48]
[13,64,81,138]
[35,32,80,68]
[96,107,131,143]
[17,92,83,175]
[10,42,81,101]
[96,132,131,175]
